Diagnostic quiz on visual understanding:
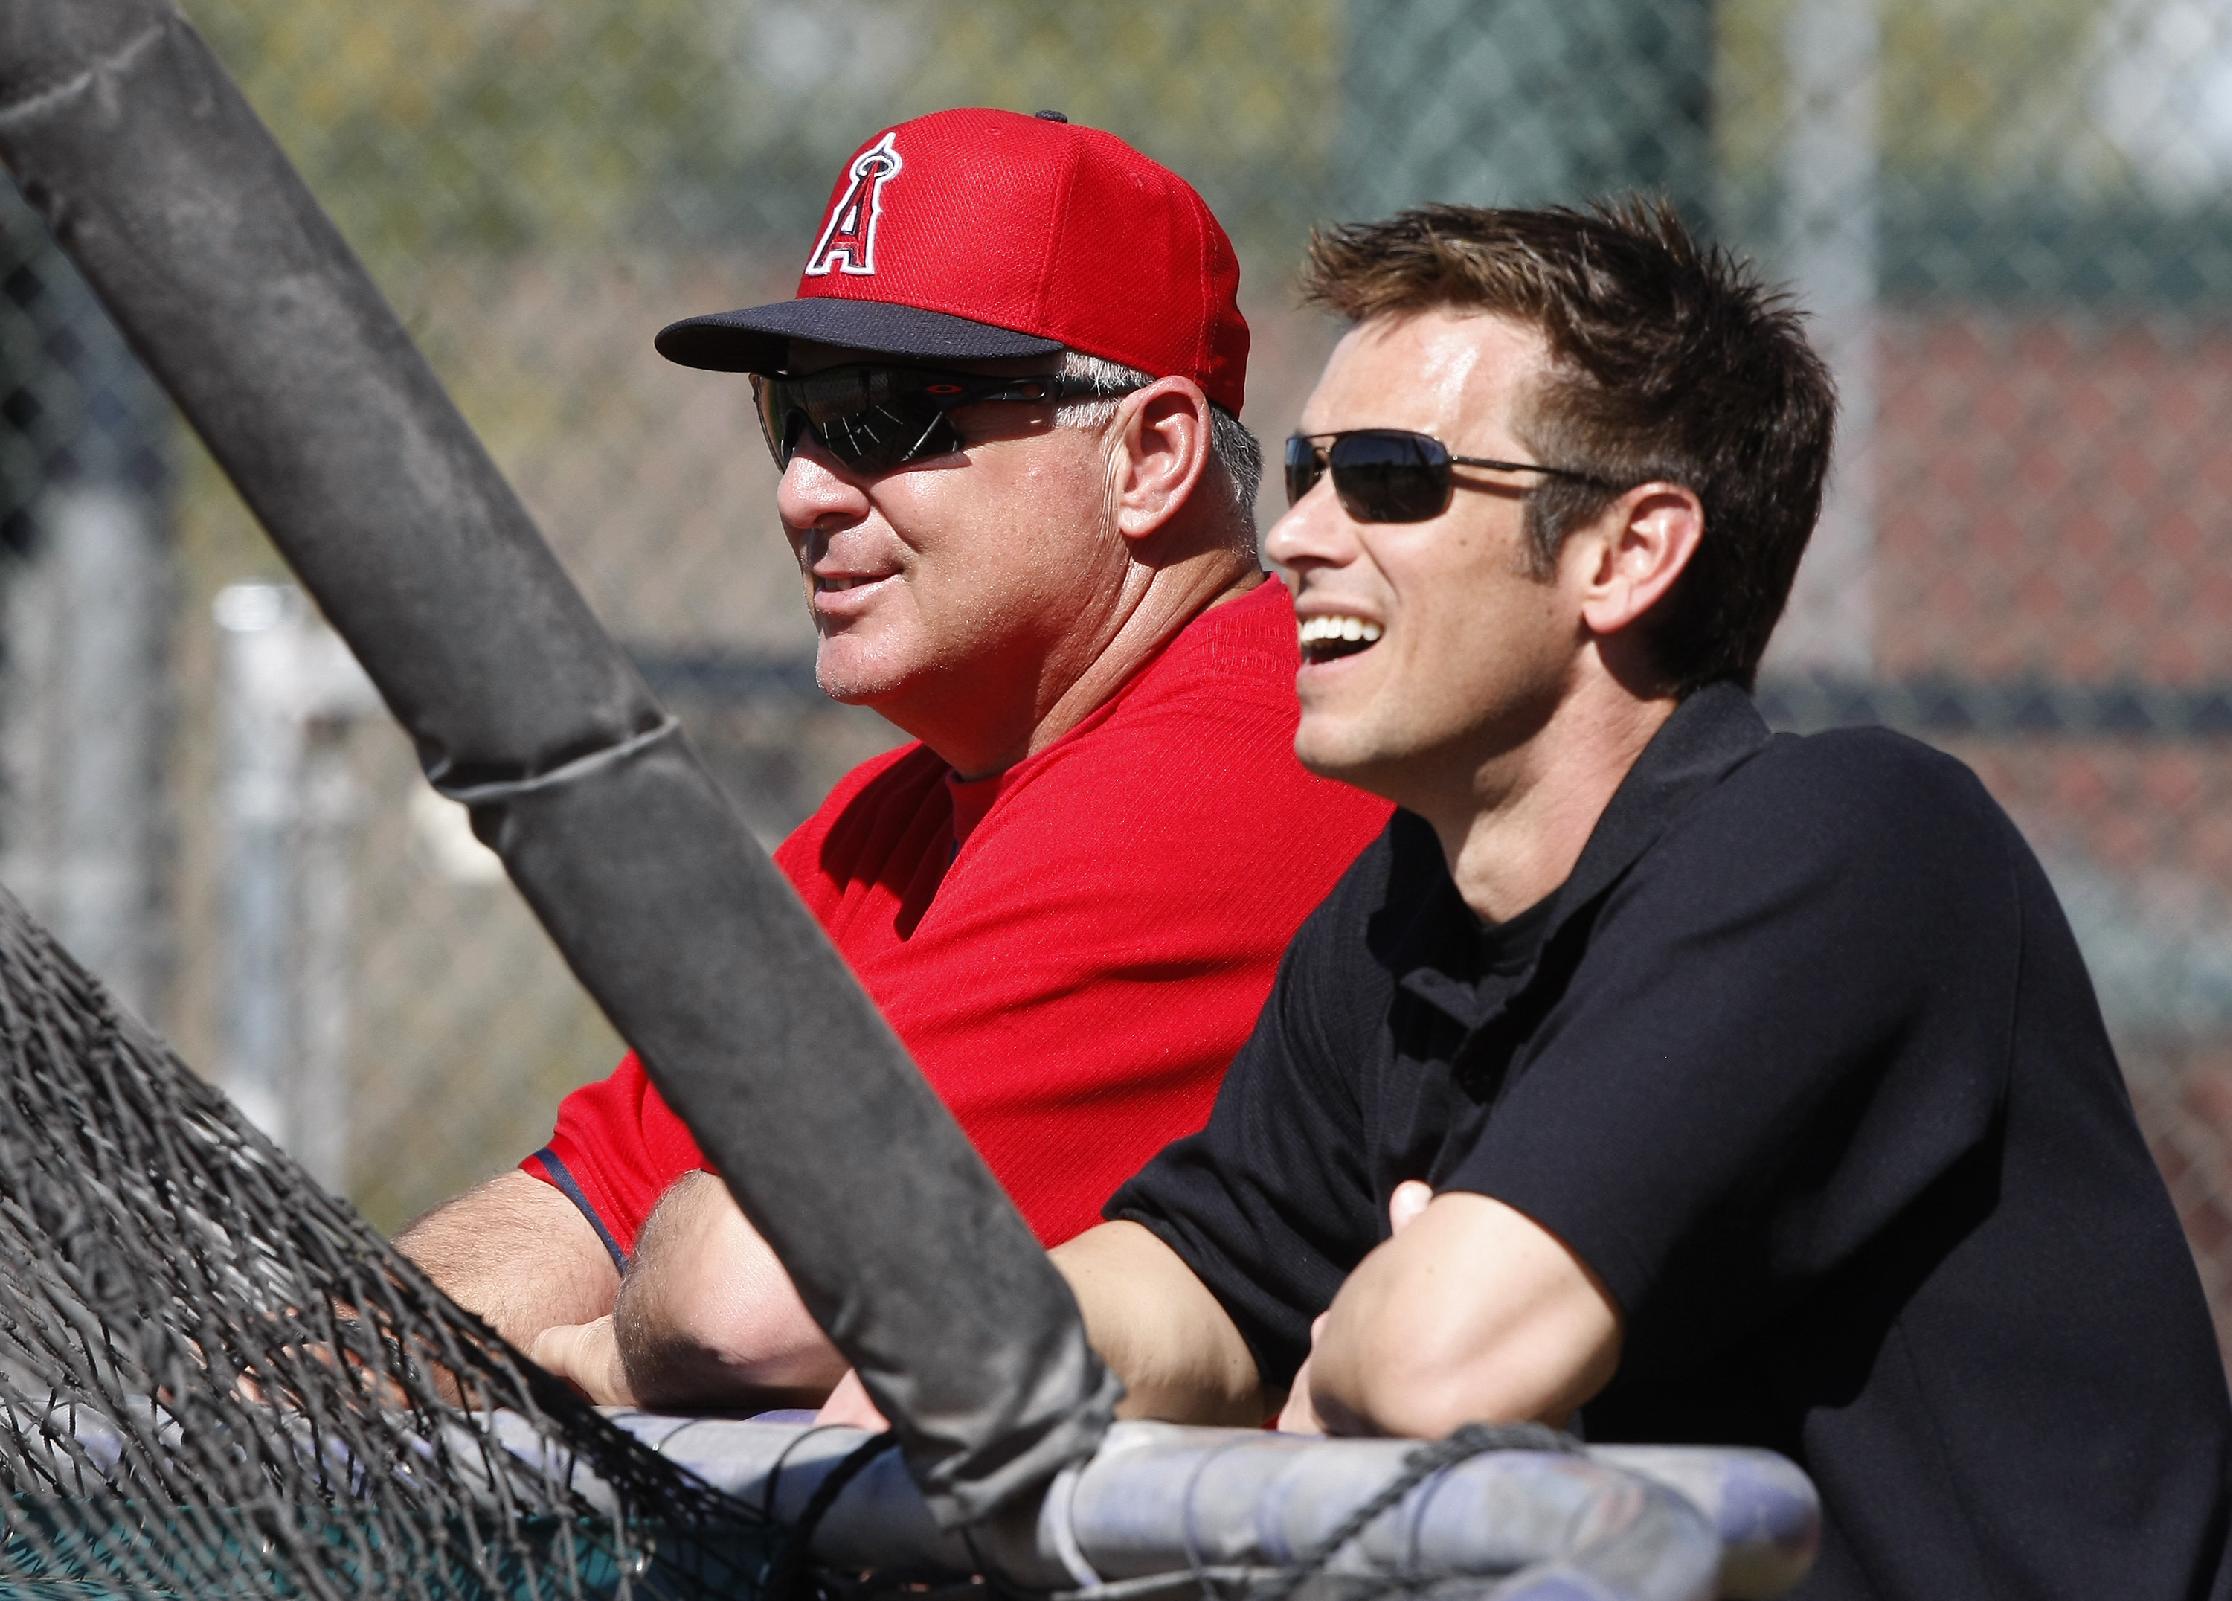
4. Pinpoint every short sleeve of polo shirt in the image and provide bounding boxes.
[1452,729,2020,1374]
